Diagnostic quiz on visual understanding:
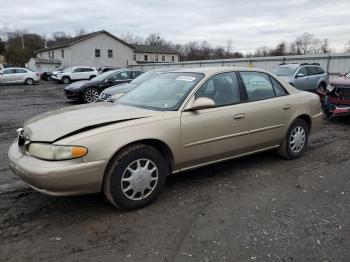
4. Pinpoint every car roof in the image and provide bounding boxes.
[1,67,28,70]
[168,66,272,76]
